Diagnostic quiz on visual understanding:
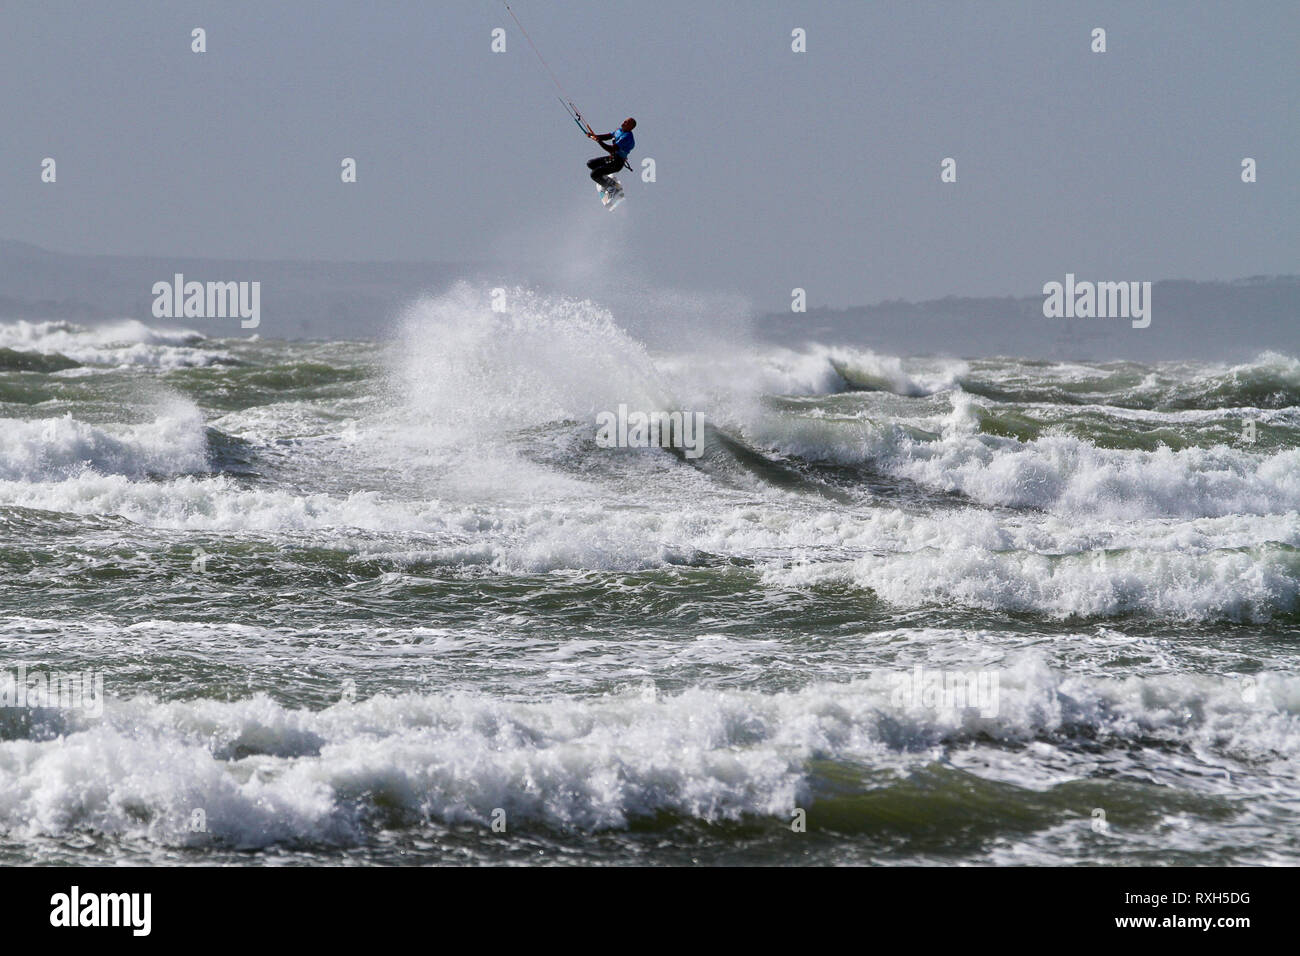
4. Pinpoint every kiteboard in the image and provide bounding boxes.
[598,179,625,210]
